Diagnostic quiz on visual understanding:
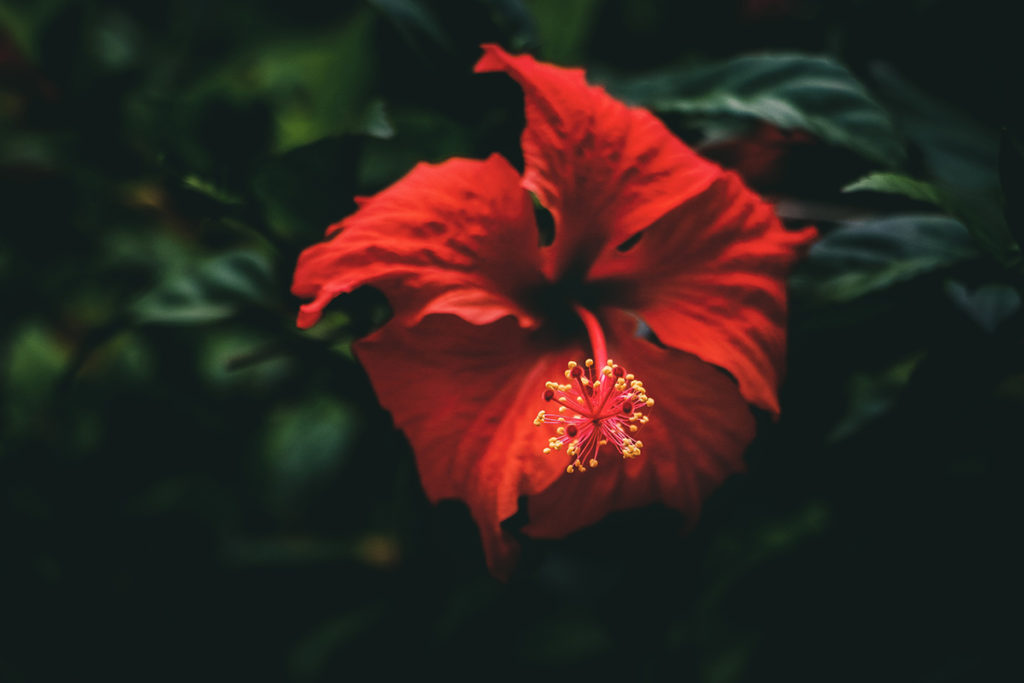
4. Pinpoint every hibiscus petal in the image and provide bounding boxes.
[523,310,756,539]
[589,171,816,415]
[292,153,545,330]
[474,44,721,281]
[354,313,583,578]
